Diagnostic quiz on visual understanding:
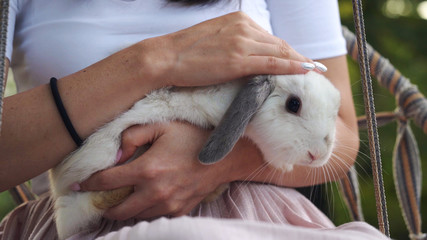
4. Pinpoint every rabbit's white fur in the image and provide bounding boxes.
[50,71,340,239]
